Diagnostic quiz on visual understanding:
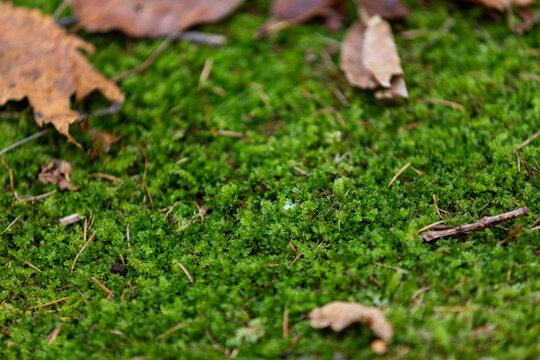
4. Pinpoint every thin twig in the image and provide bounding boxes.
[421,207,529,242]
[496,225,524,247]
[14,190,57,202]
[91,276,113,299]
[1,215,22,234]
[28,296,71,310]
[374,262,410,274]
[427,98,464,111]
[291,164,311,177]
[0,129,53,157]
[388,162,411,188]
[176,262,194,283]
[48,322,65,345]
[0,103,122,157]
[418,220,447,233]
[157,323,188,339]
[113,31,179,82]
[517,130,540,149]
[24,260,42,273]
